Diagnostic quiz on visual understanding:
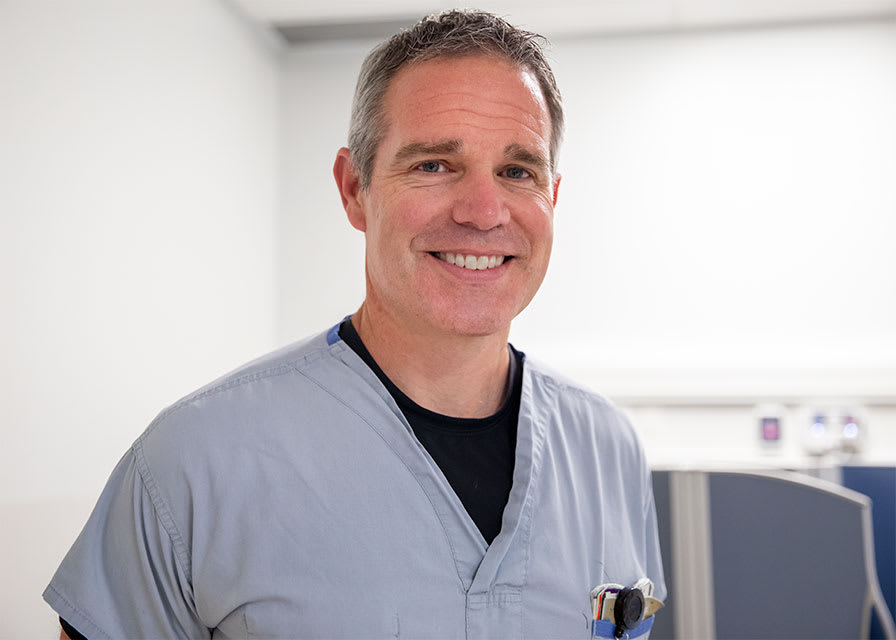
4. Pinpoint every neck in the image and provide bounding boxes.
[352,302,511,418]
